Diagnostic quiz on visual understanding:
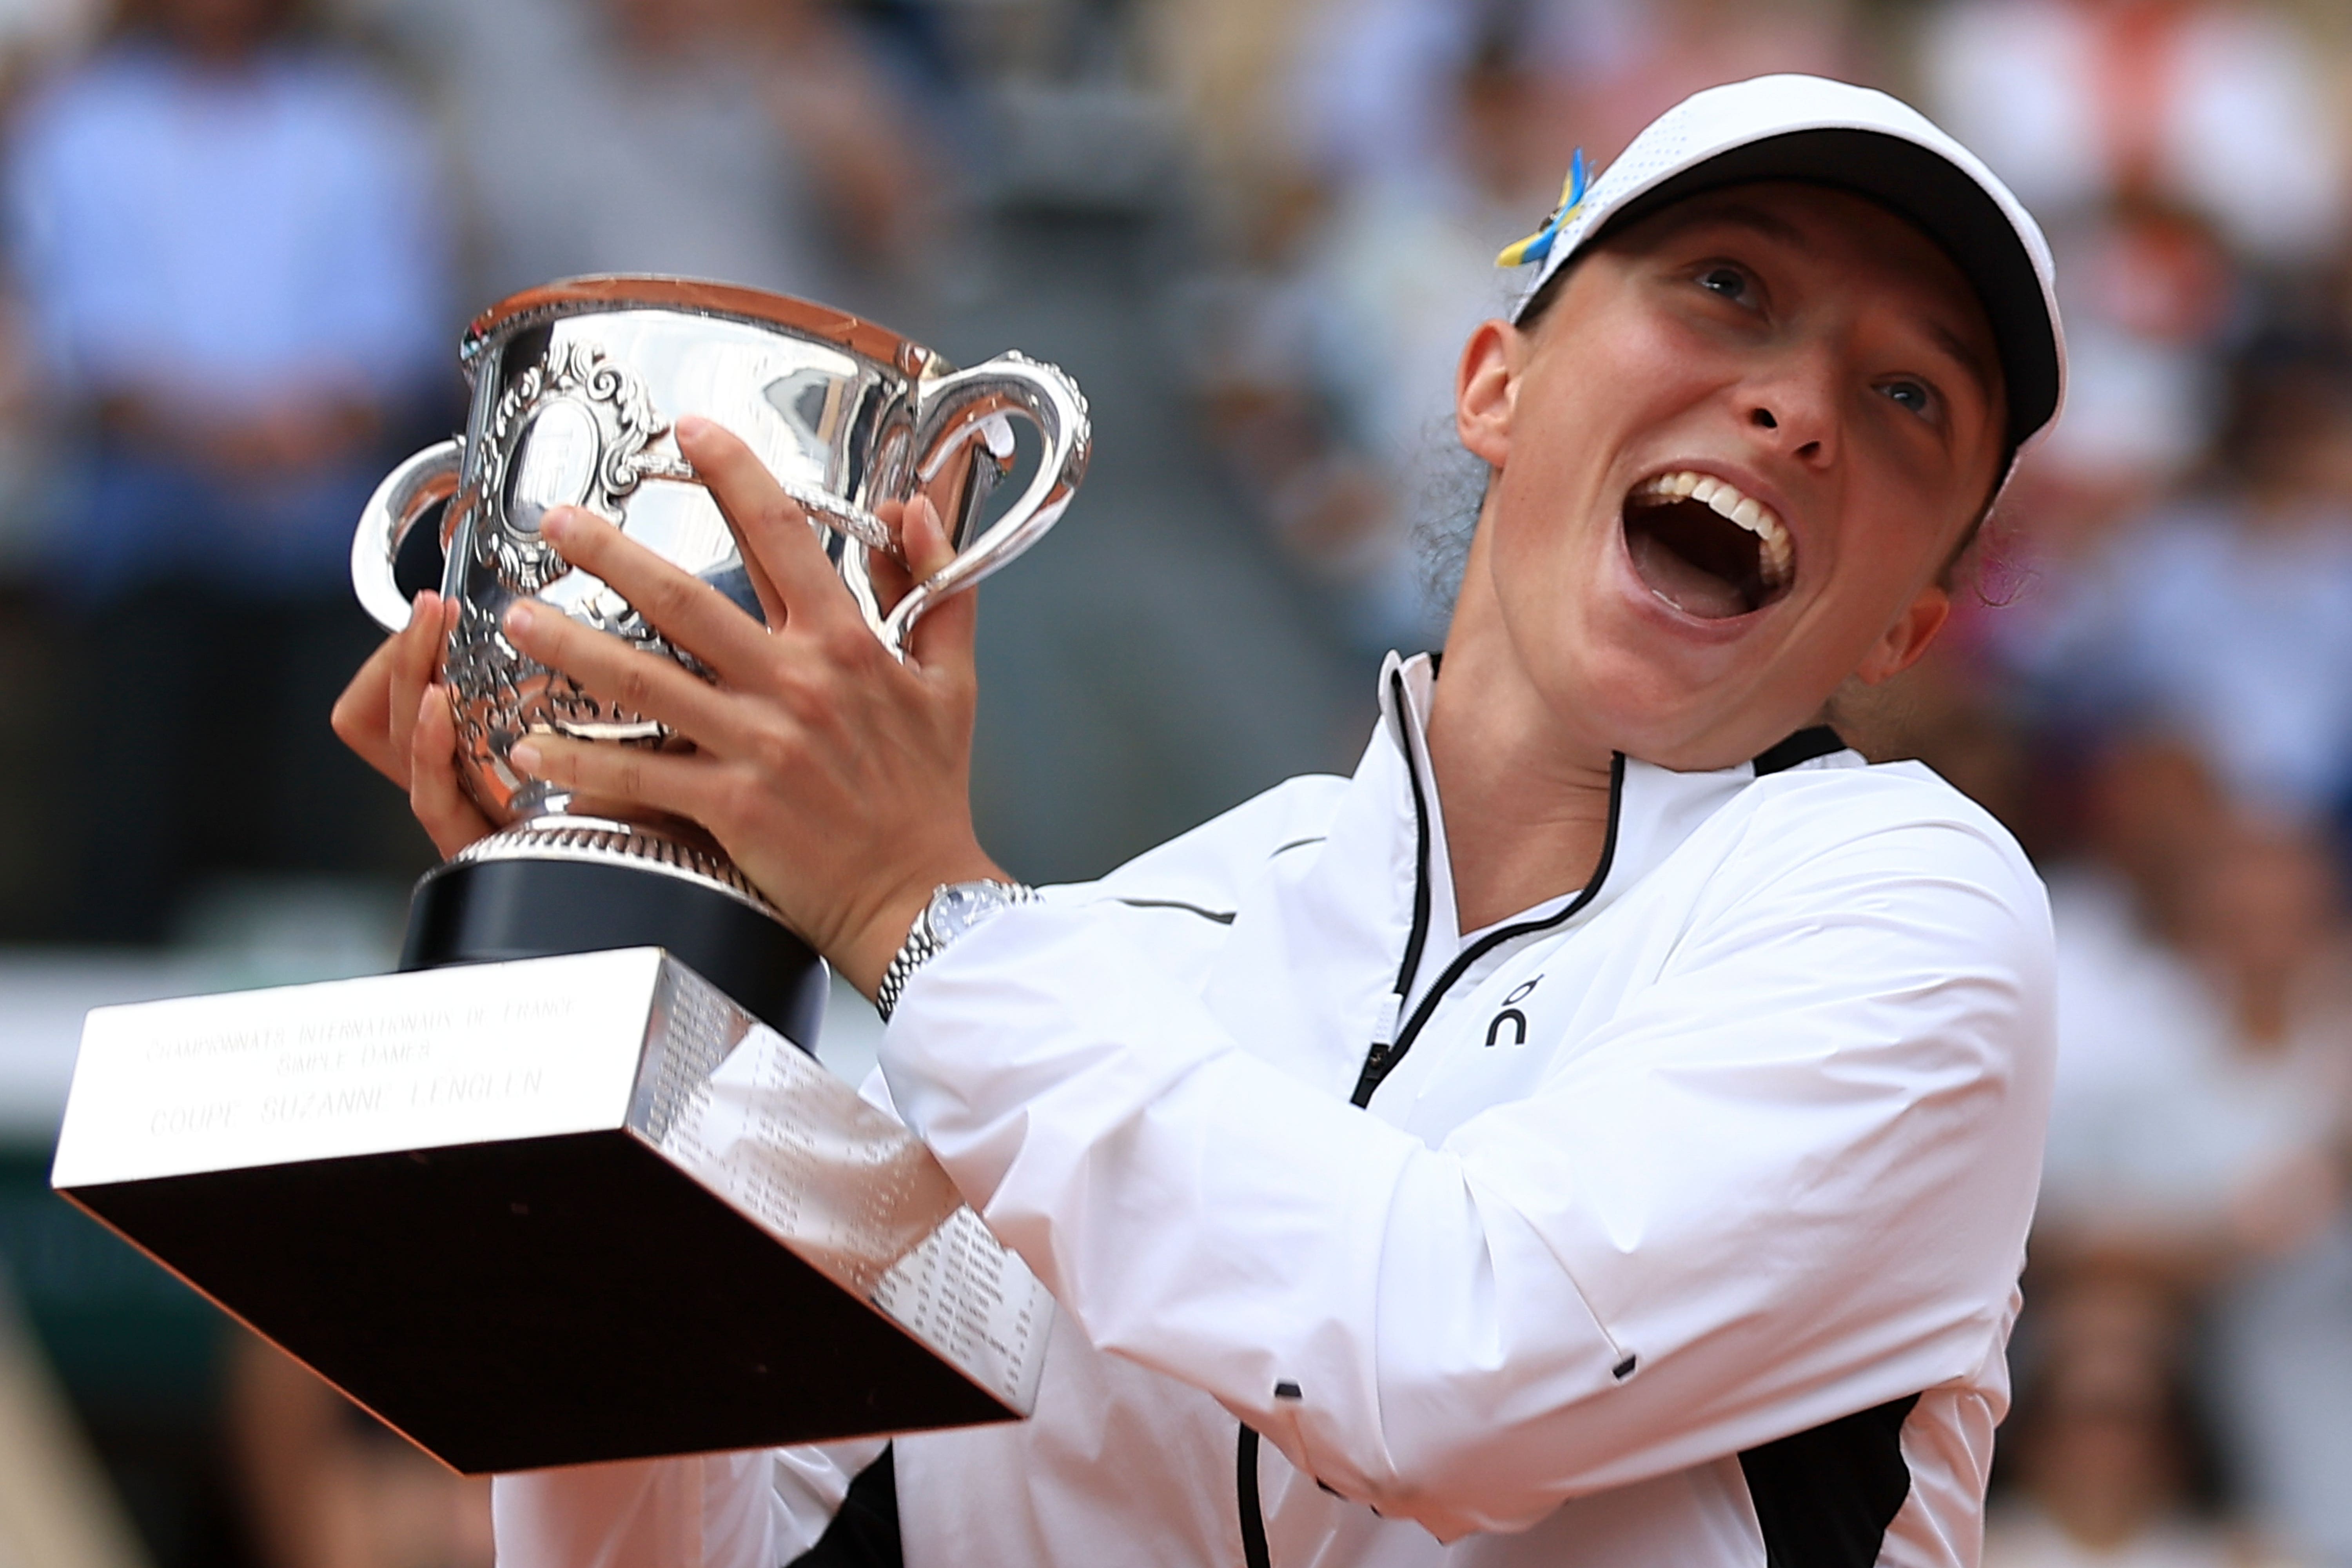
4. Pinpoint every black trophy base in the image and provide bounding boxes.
[401,854,827,1048]
[68,1131,1020,1474]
